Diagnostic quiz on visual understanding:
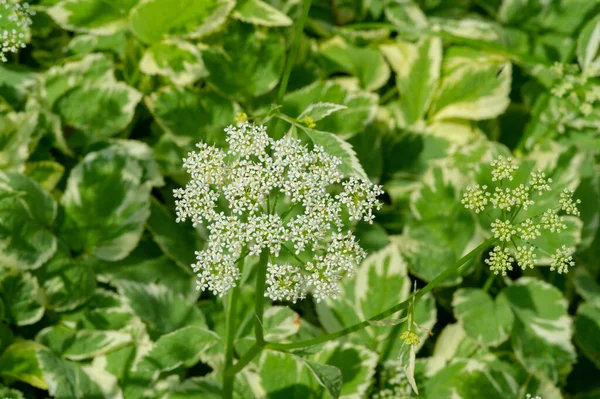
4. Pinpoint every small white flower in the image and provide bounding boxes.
[512,184,534,210]
[515,246,537,270]
[337,176,384,223]
[550,245,575,274]
[491,219,516,242]
[461,185,490,213]
[529,169,552,195]
[485,246,514,276]
[541,209,567,232]
[265,263,307,303]
[518,218,541,241]
[559,188,581,216]
[490,156,518,181]
[491,187,515,211]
